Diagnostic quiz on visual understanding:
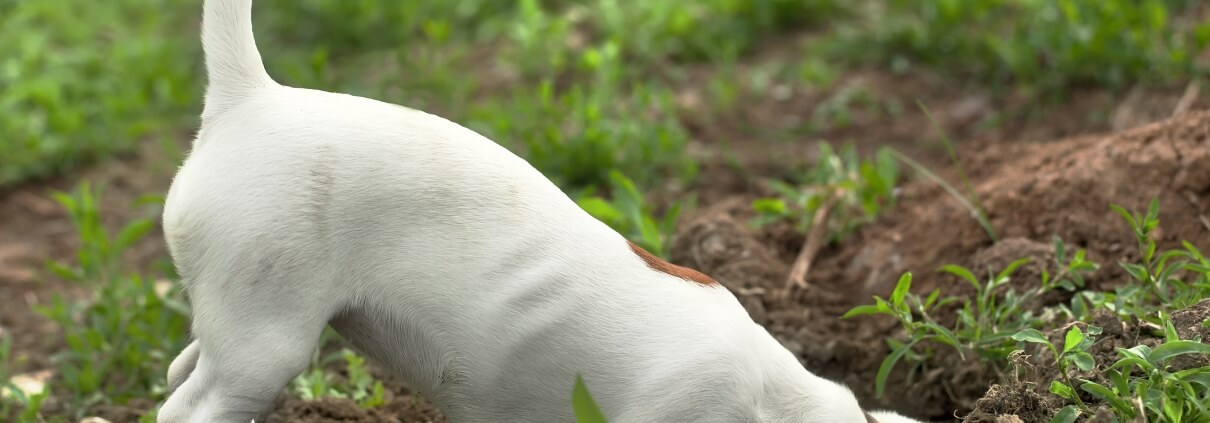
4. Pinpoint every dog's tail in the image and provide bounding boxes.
[201,0,275,119]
